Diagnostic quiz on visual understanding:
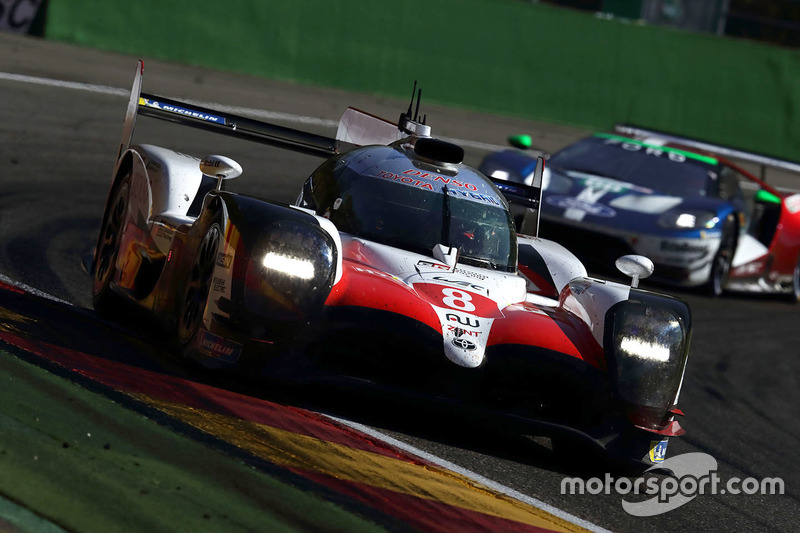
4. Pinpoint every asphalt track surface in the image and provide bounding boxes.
[1,33,798,531]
